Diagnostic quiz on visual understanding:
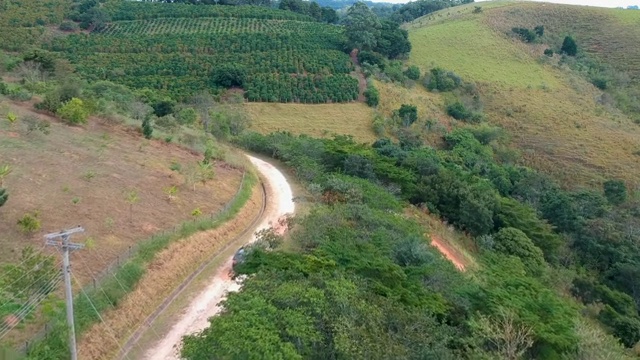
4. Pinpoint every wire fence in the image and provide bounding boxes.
[13,172,247,356]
